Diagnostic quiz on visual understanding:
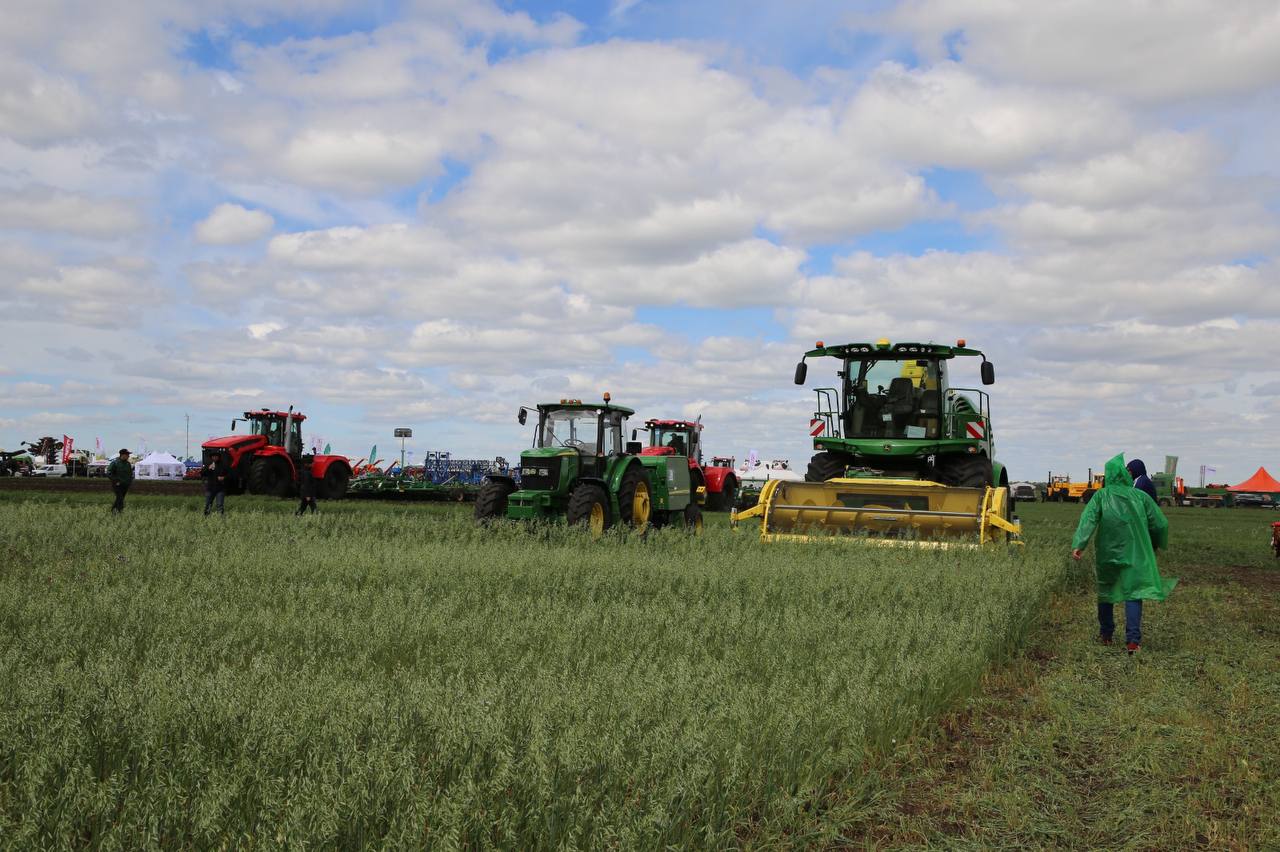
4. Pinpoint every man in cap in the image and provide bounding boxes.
[106,448,133,514]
